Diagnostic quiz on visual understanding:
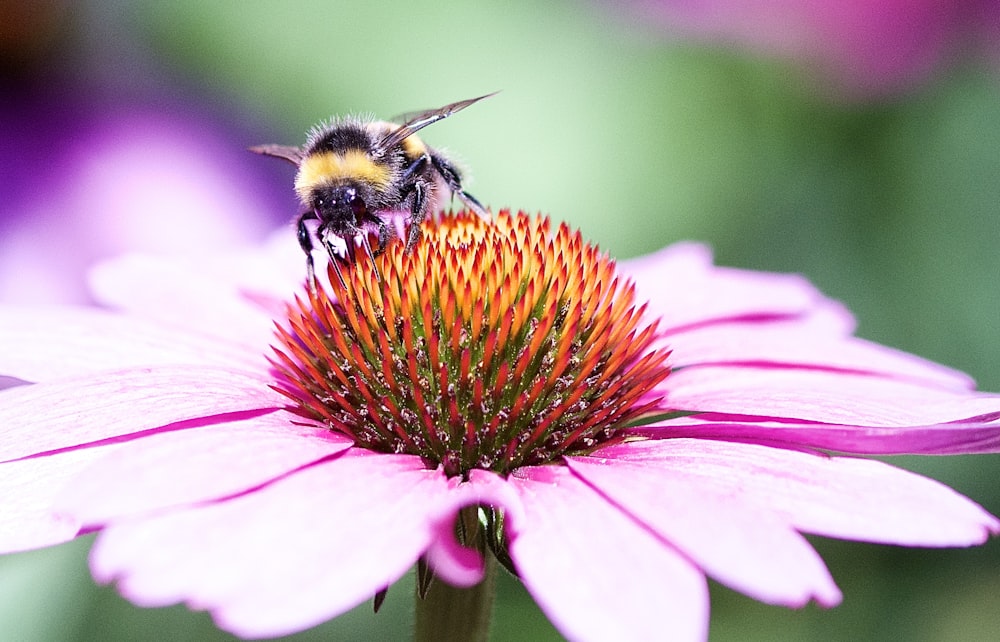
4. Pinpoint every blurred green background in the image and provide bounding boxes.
[2,0,998,639]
